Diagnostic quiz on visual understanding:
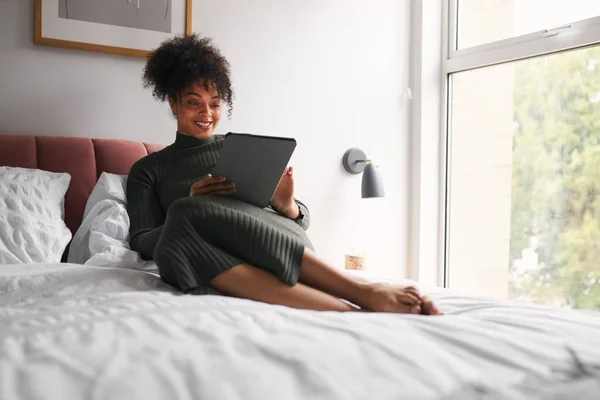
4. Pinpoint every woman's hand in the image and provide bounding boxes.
[190,174,235,197]
[271,166,299,218]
